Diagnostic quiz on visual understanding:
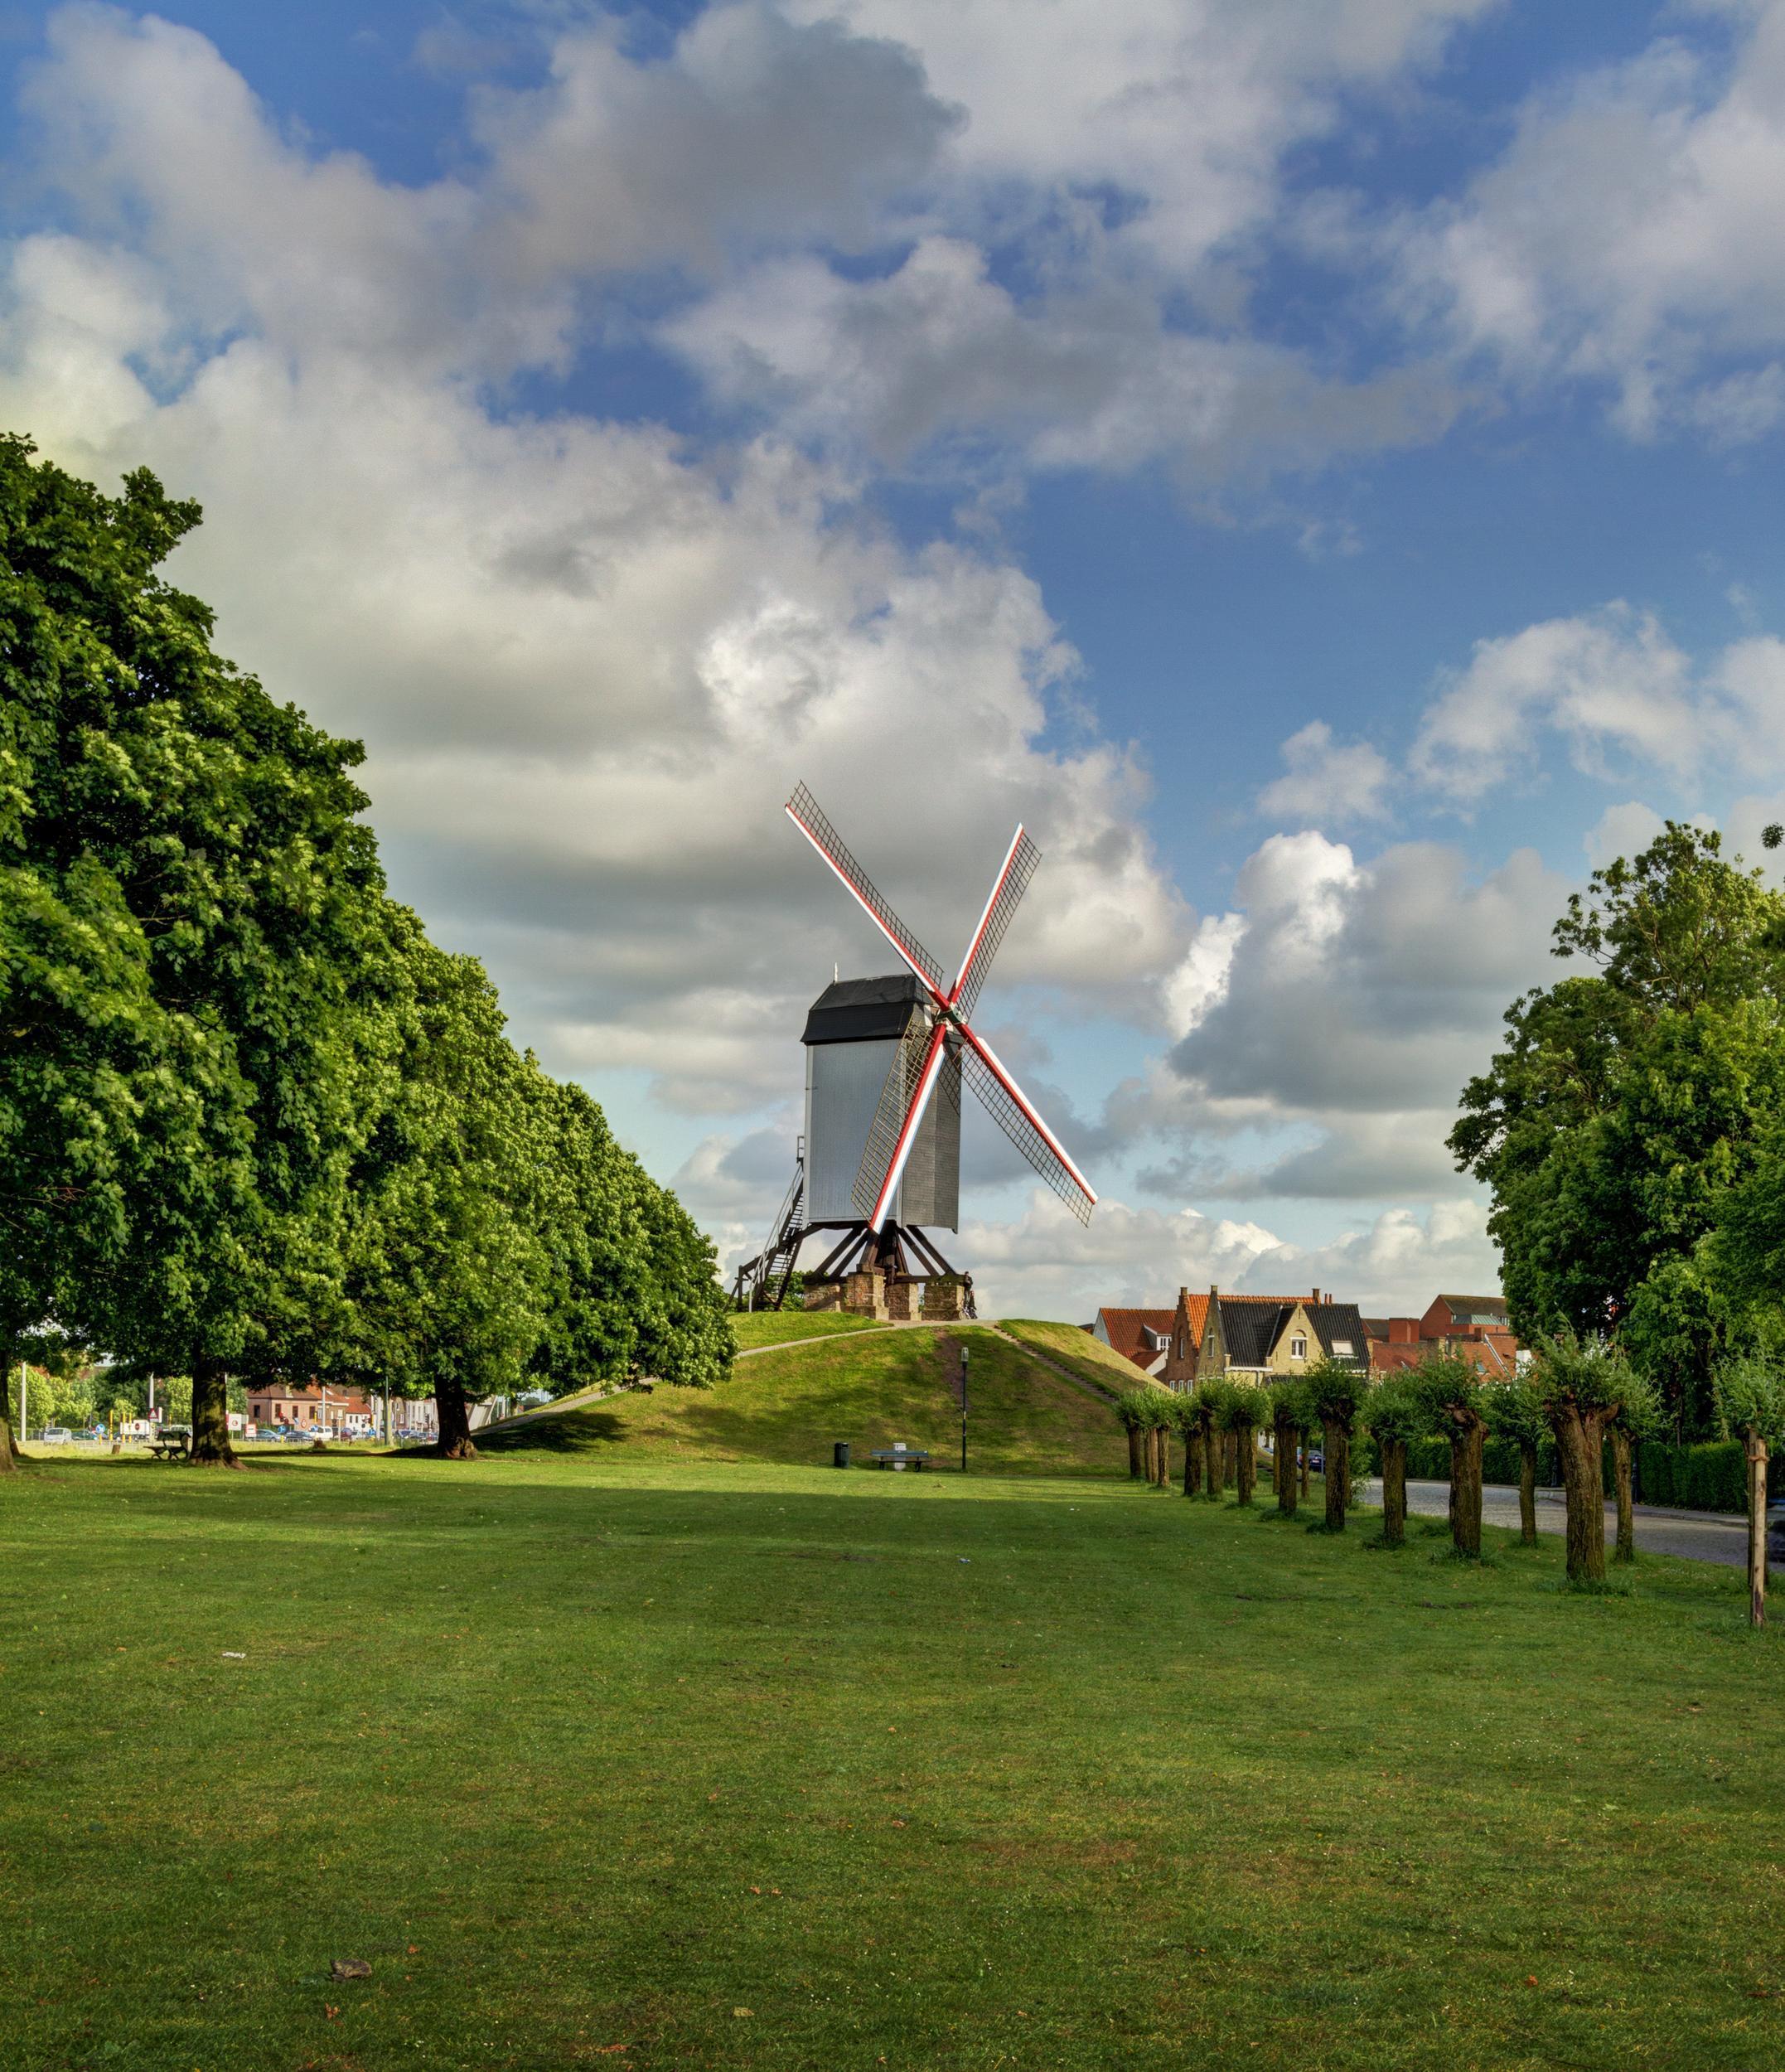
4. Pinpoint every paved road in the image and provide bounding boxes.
[1356,1477,1760,1569]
